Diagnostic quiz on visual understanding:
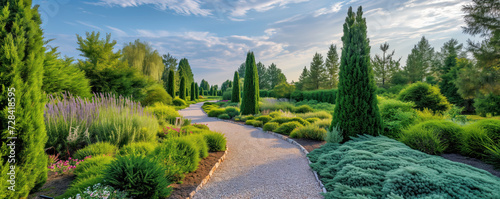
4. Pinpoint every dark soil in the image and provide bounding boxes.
[167,151,225,199]
[28,172,75,199]
[442,153,500,178]
[287,137,326,152]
